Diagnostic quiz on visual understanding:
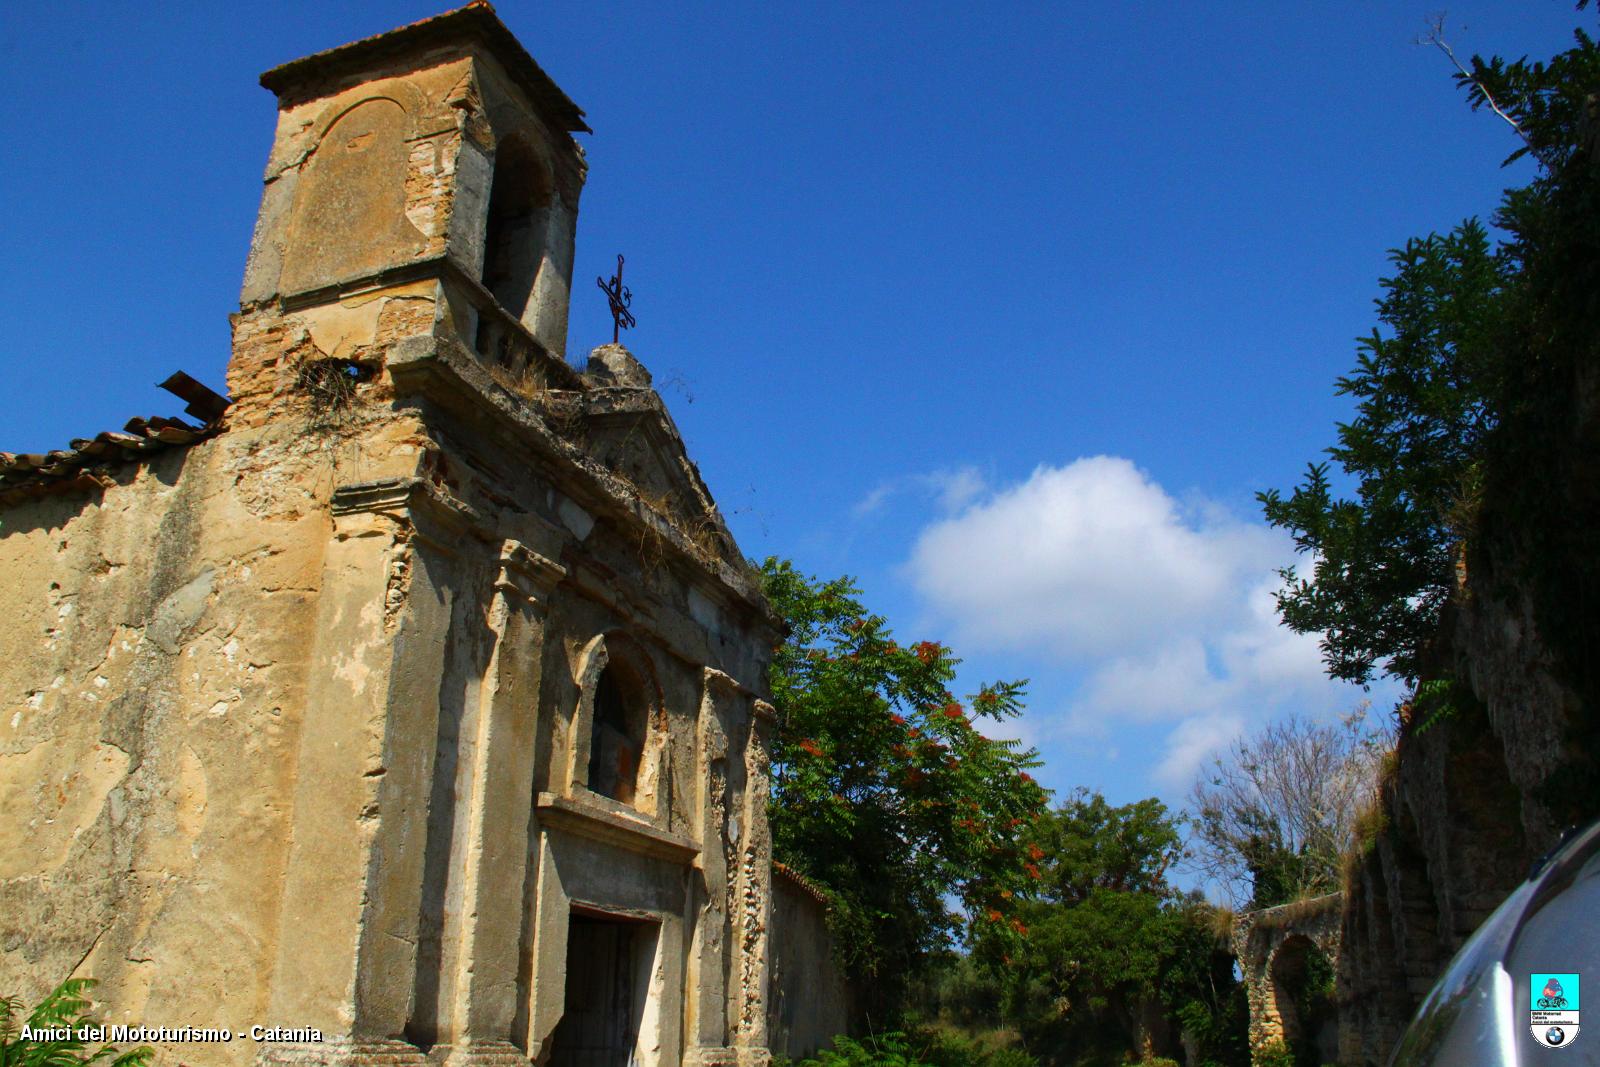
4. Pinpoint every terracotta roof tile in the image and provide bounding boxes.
[773,861,831,906]
[0,373,229,509]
